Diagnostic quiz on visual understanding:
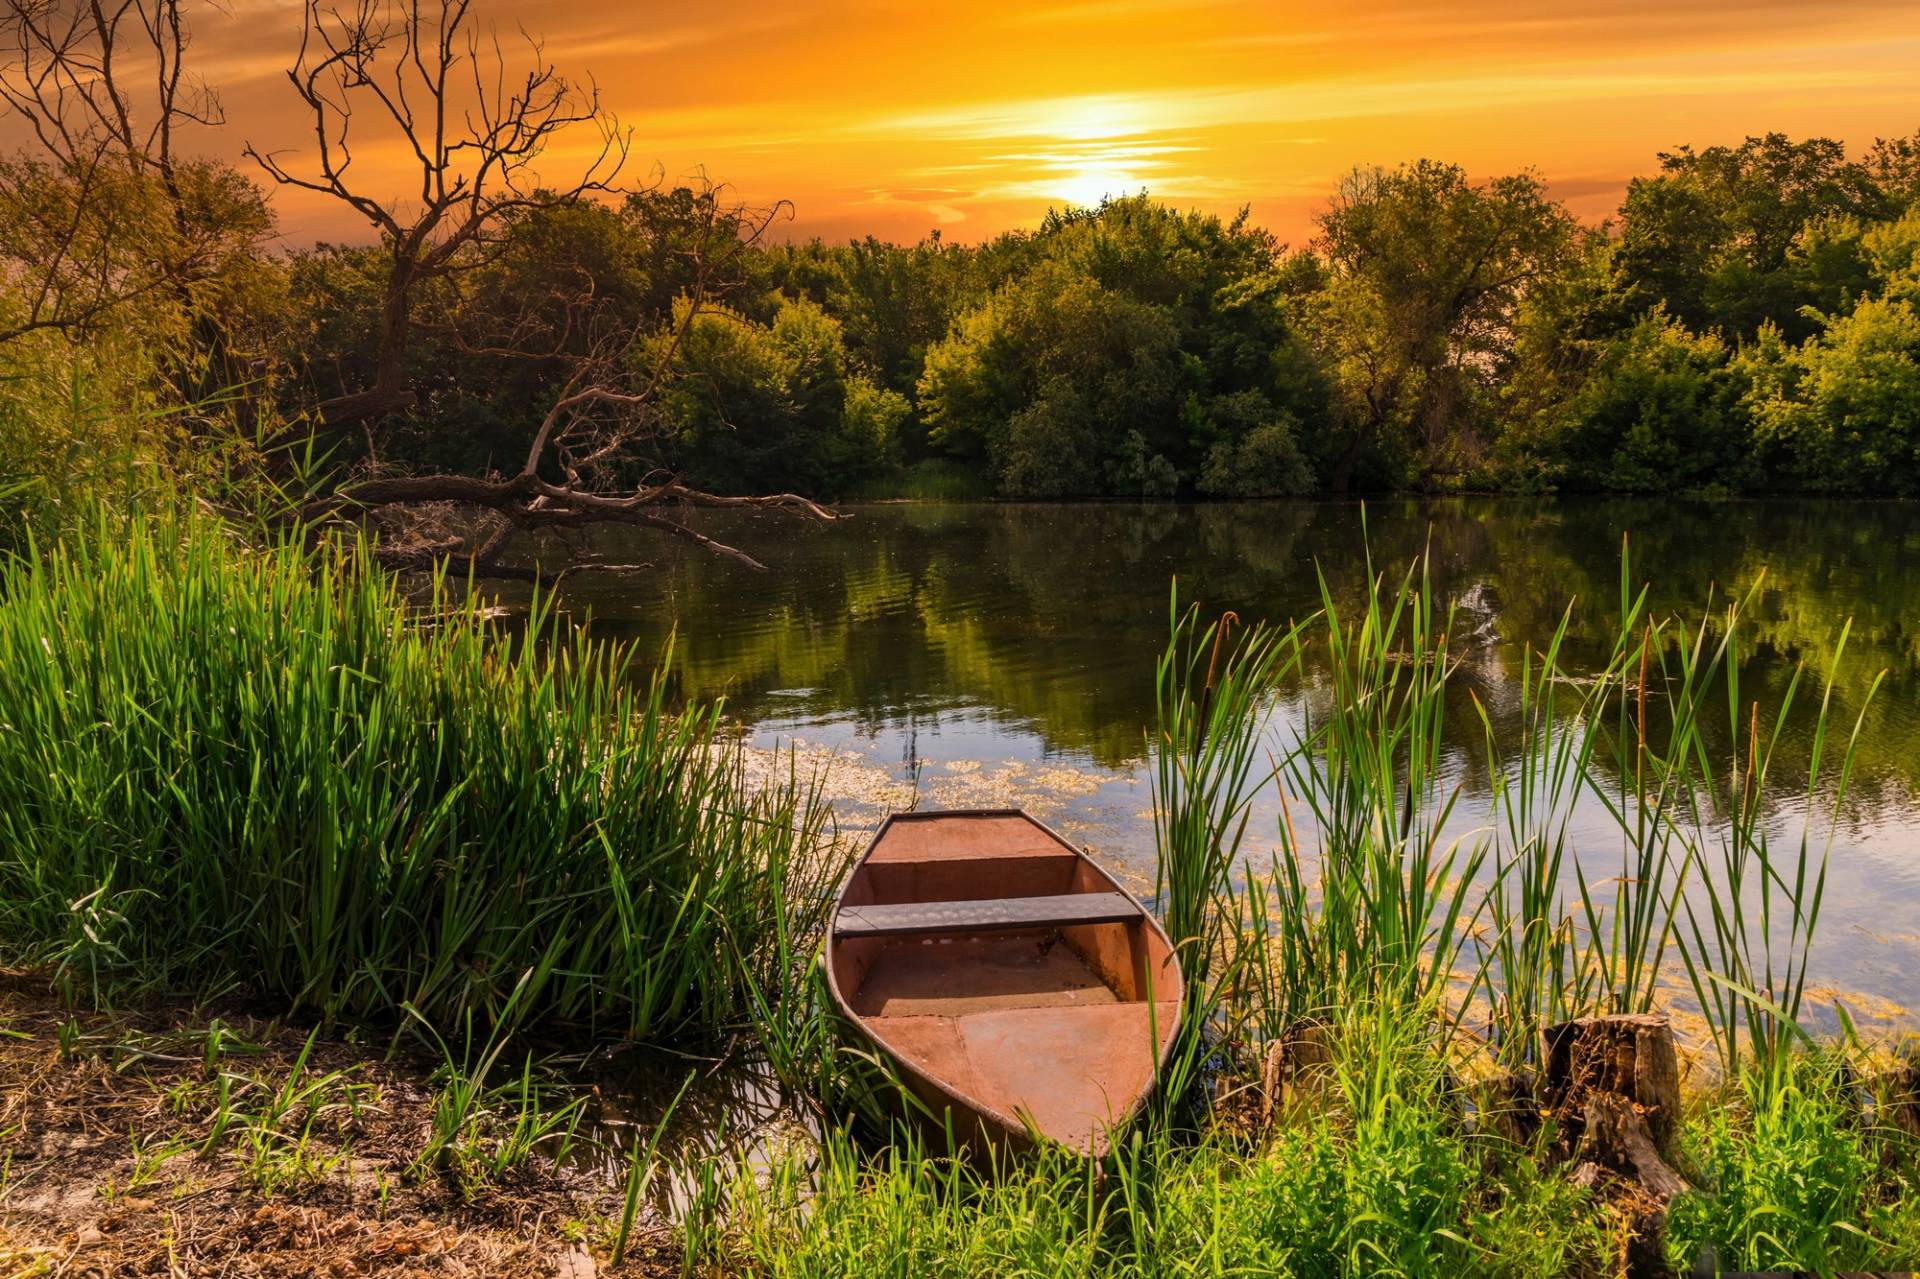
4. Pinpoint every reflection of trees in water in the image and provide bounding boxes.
[545,498,1920,803]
